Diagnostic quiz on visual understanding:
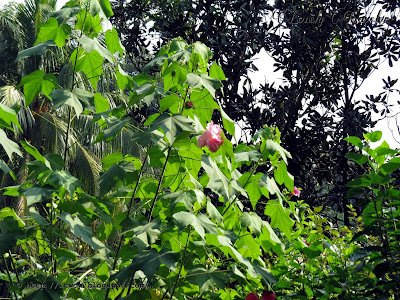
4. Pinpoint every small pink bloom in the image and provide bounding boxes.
[197,122,224,152]
[289,186,301,197]
[261,291,276,300]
